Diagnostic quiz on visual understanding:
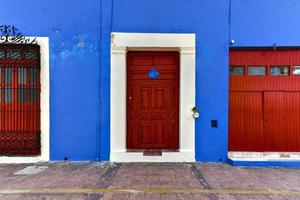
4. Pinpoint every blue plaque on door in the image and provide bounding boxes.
[148,68,160,79]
